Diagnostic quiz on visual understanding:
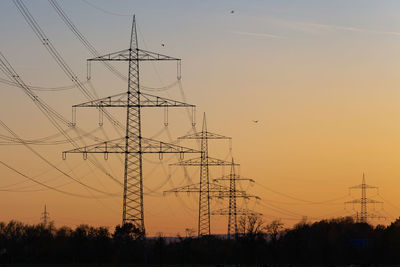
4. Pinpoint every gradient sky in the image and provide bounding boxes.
[1,0,400,236]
